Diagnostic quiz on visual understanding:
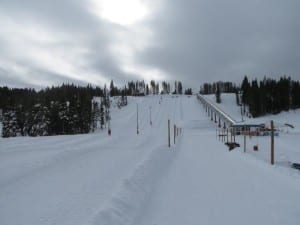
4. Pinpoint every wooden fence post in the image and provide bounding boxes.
[226,128,229,143]
[244,129,246,153]
[168,119,171,148]
[271,120,274,165]
[174,124,176,144]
